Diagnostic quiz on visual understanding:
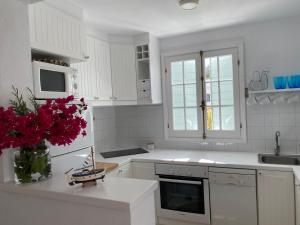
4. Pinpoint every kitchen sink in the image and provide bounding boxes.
[258,154,300,165]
